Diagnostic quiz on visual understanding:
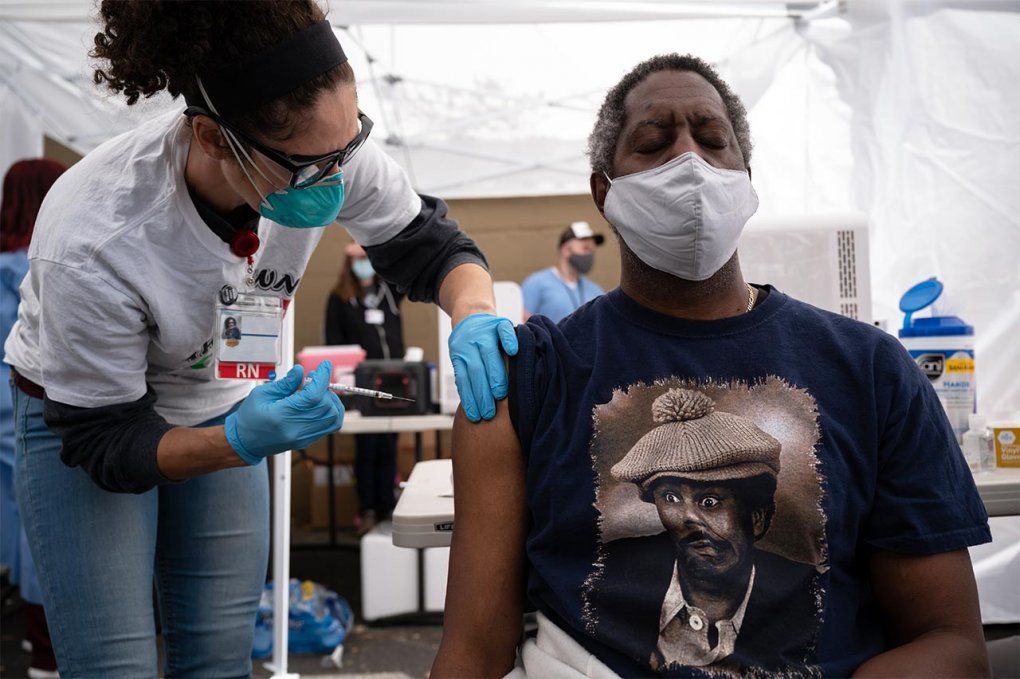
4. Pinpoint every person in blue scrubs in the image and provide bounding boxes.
[521,221,605,323]
[1,158,65,678]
